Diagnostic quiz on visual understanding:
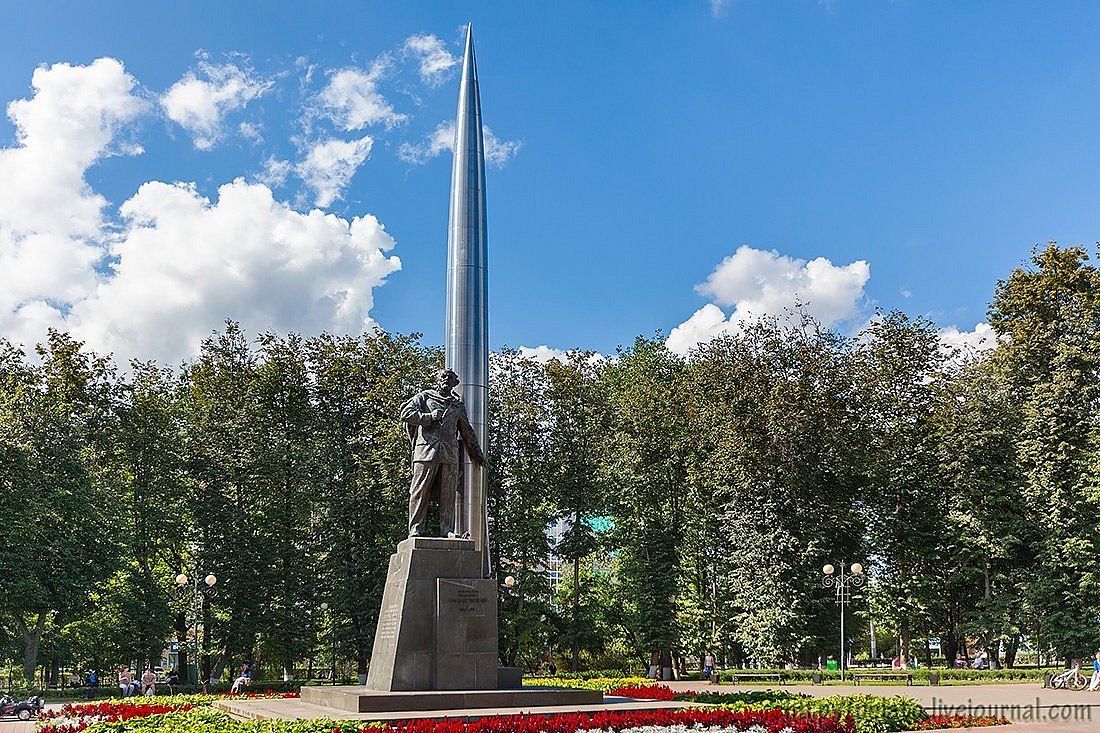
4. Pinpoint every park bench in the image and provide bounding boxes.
[851,672,913,685]
[727,672,785,684]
